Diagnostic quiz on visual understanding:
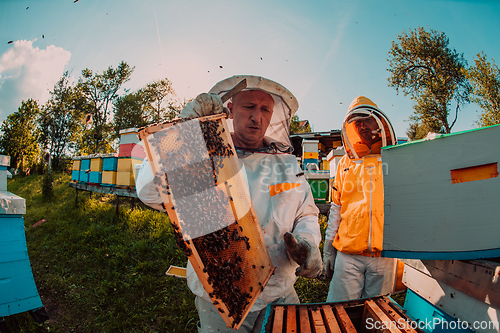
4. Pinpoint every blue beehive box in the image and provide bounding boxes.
[71,170,80,182]
[79,157,90,183]
[80,157,90,171]
[88,171,102,184]
[404,289,473,333]
[102,153,118,171]
[0,155,44,317]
